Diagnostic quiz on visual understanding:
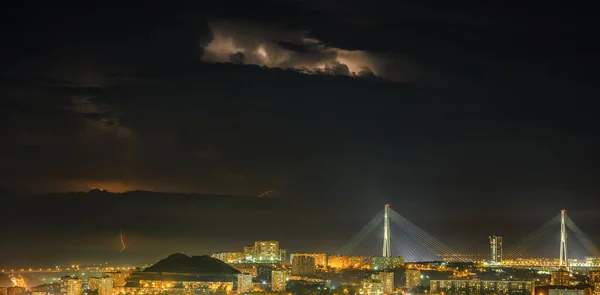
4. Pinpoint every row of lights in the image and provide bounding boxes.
[1,266,136,272]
